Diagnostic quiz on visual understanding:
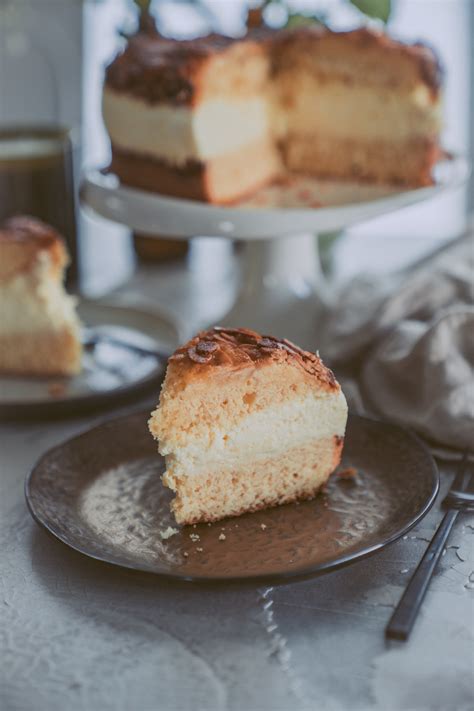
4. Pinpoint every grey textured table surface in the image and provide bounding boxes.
[1,226,473,711]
